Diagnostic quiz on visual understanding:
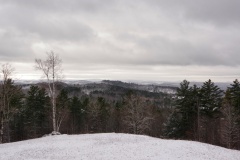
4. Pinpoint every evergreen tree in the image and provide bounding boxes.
[200,79,223,117]
[199,79,223,144]
[164,80,200,139]
[24,85,49,138]
[163,110,183,138]
[69,96,88,133]
[188,84,201,140]
[175,80,192,137]
[229,79,240,113]
[228,79,240,149]
[7,80,24,142]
